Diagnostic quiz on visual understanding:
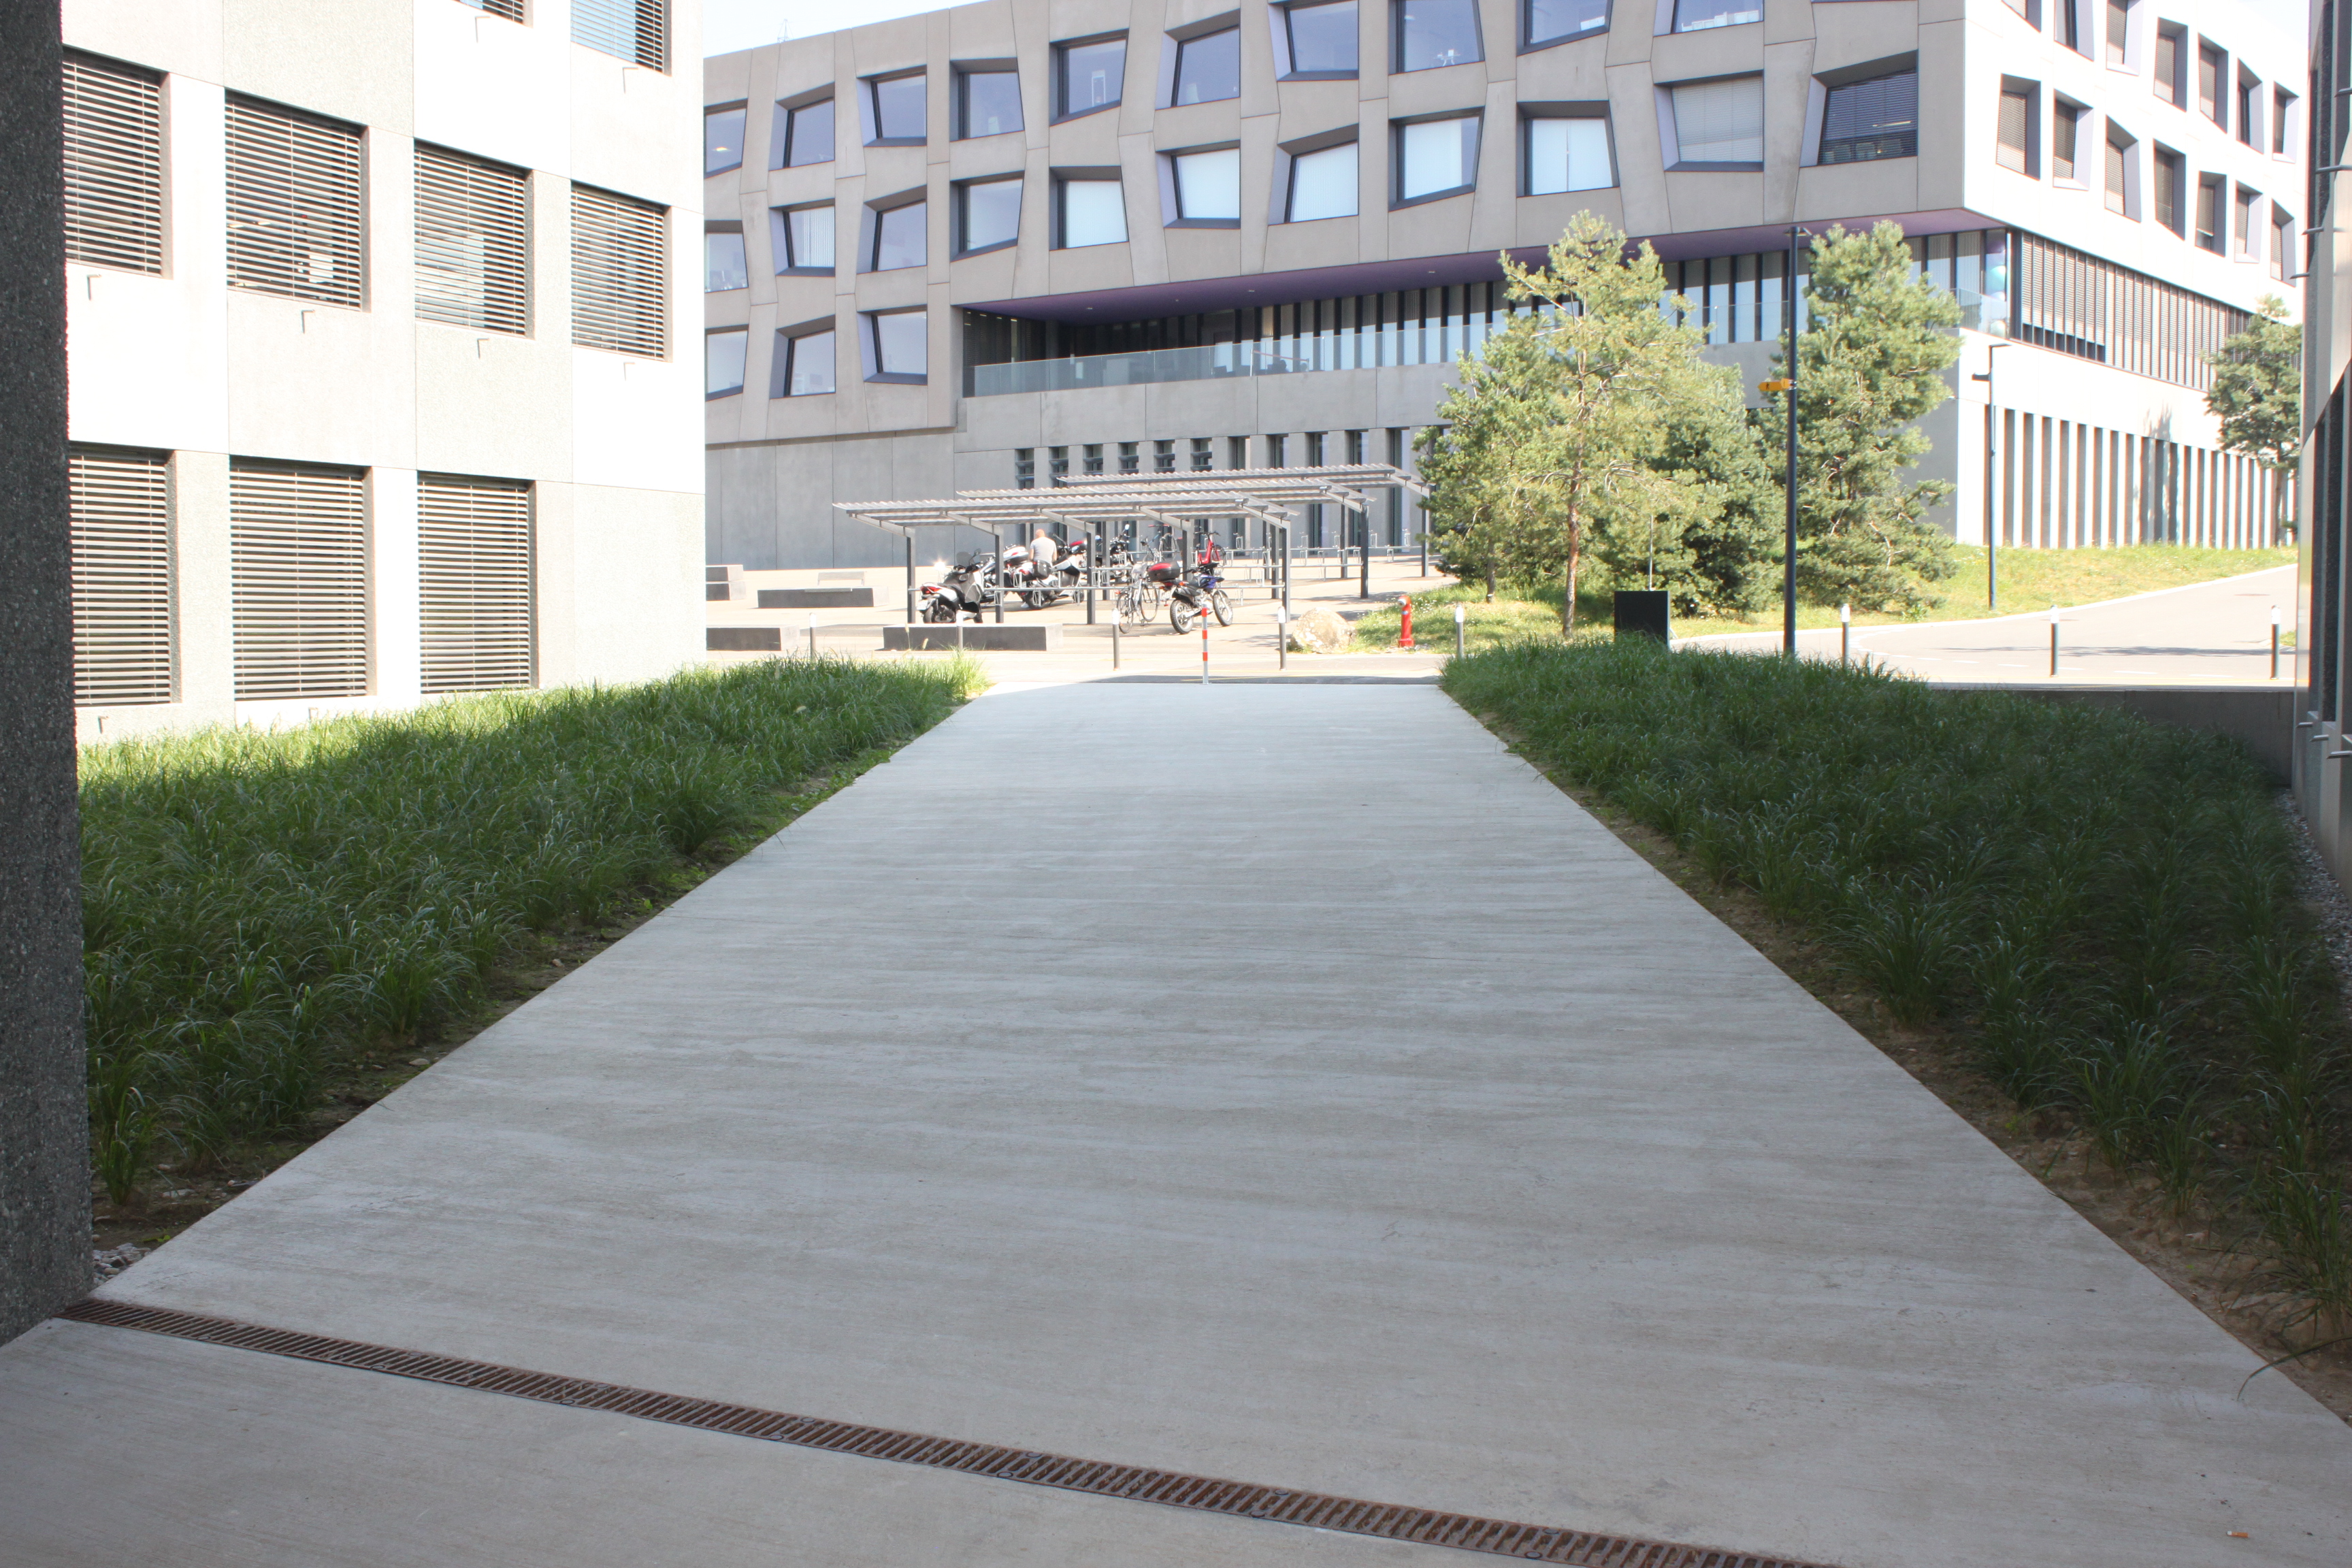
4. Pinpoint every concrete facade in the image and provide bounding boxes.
[0,0,91,1350]
[704,0,2301,570]
[65,0,708,743]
